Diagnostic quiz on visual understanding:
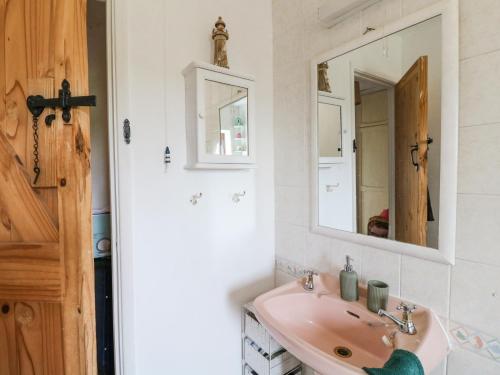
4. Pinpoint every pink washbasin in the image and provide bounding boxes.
[254,273,450,375]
